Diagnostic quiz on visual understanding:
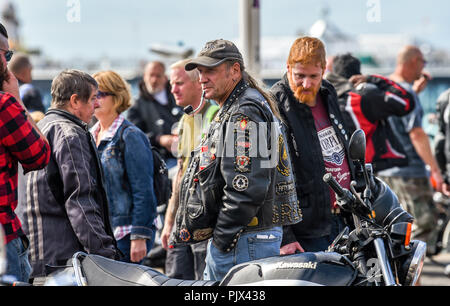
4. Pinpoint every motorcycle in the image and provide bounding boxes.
[0,129,426,286]
[431,191,450,255]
